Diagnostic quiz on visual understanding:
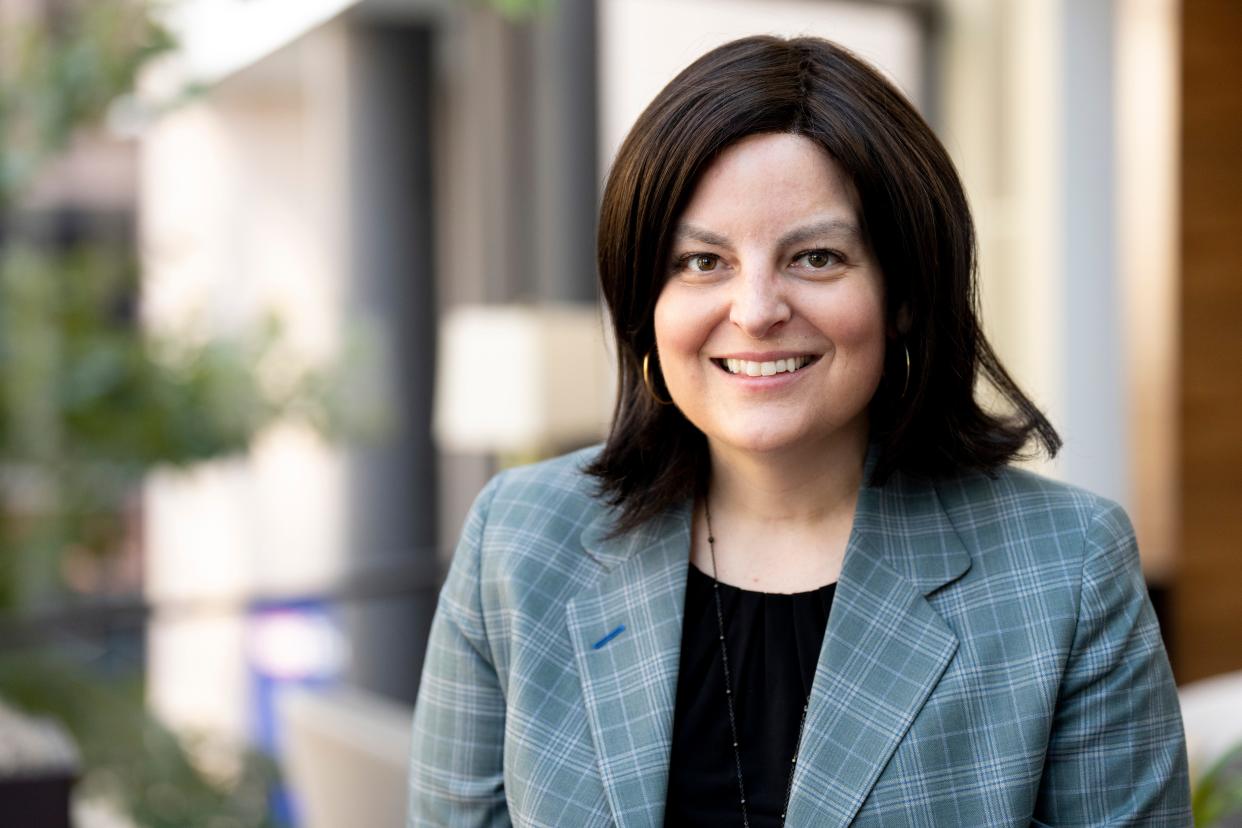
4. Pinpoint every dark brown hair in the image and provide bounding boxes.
[587,35,1060,534]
